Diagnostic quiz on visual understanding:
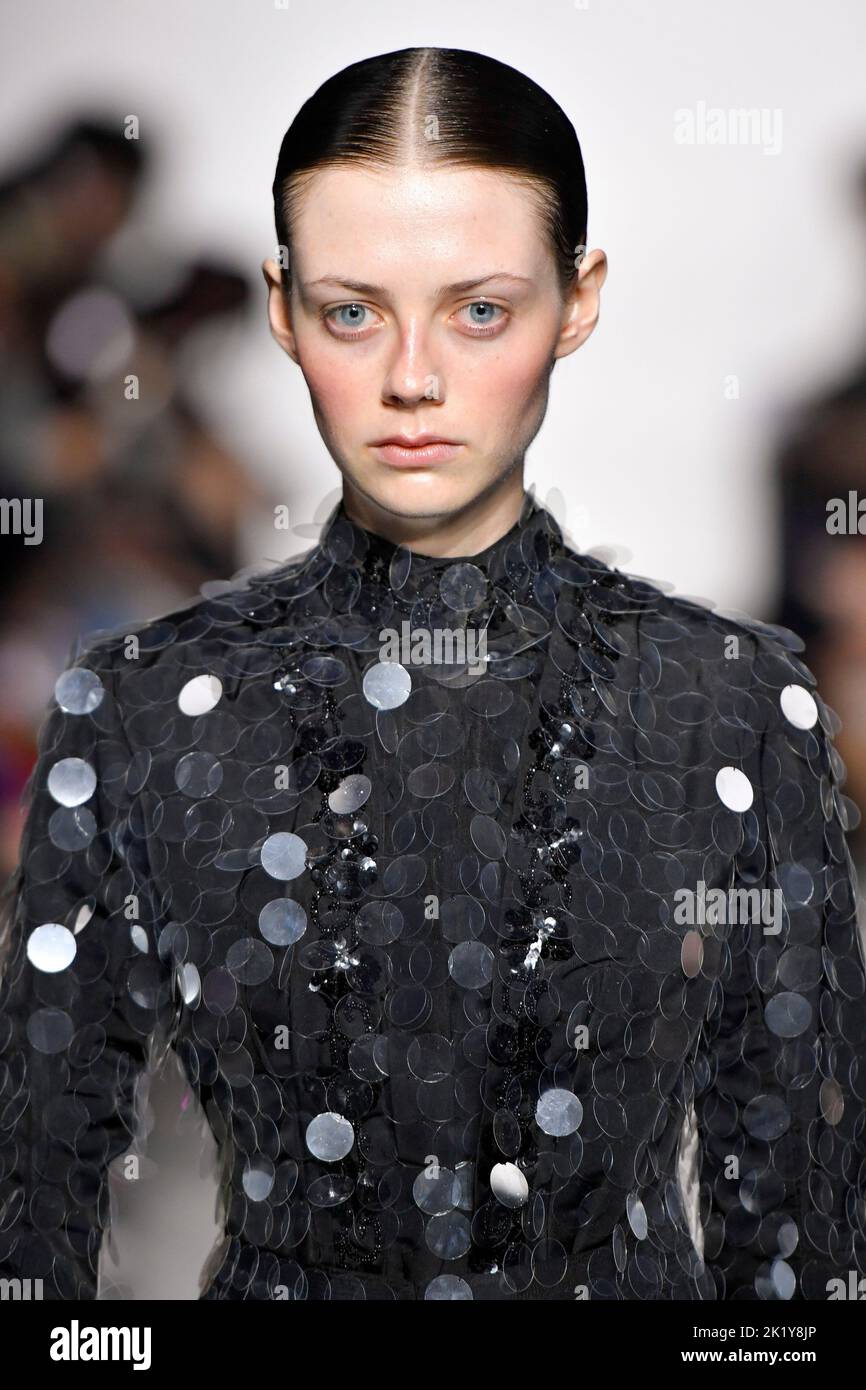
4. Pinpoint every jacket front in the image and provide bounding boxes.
[1,494,864,1301]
